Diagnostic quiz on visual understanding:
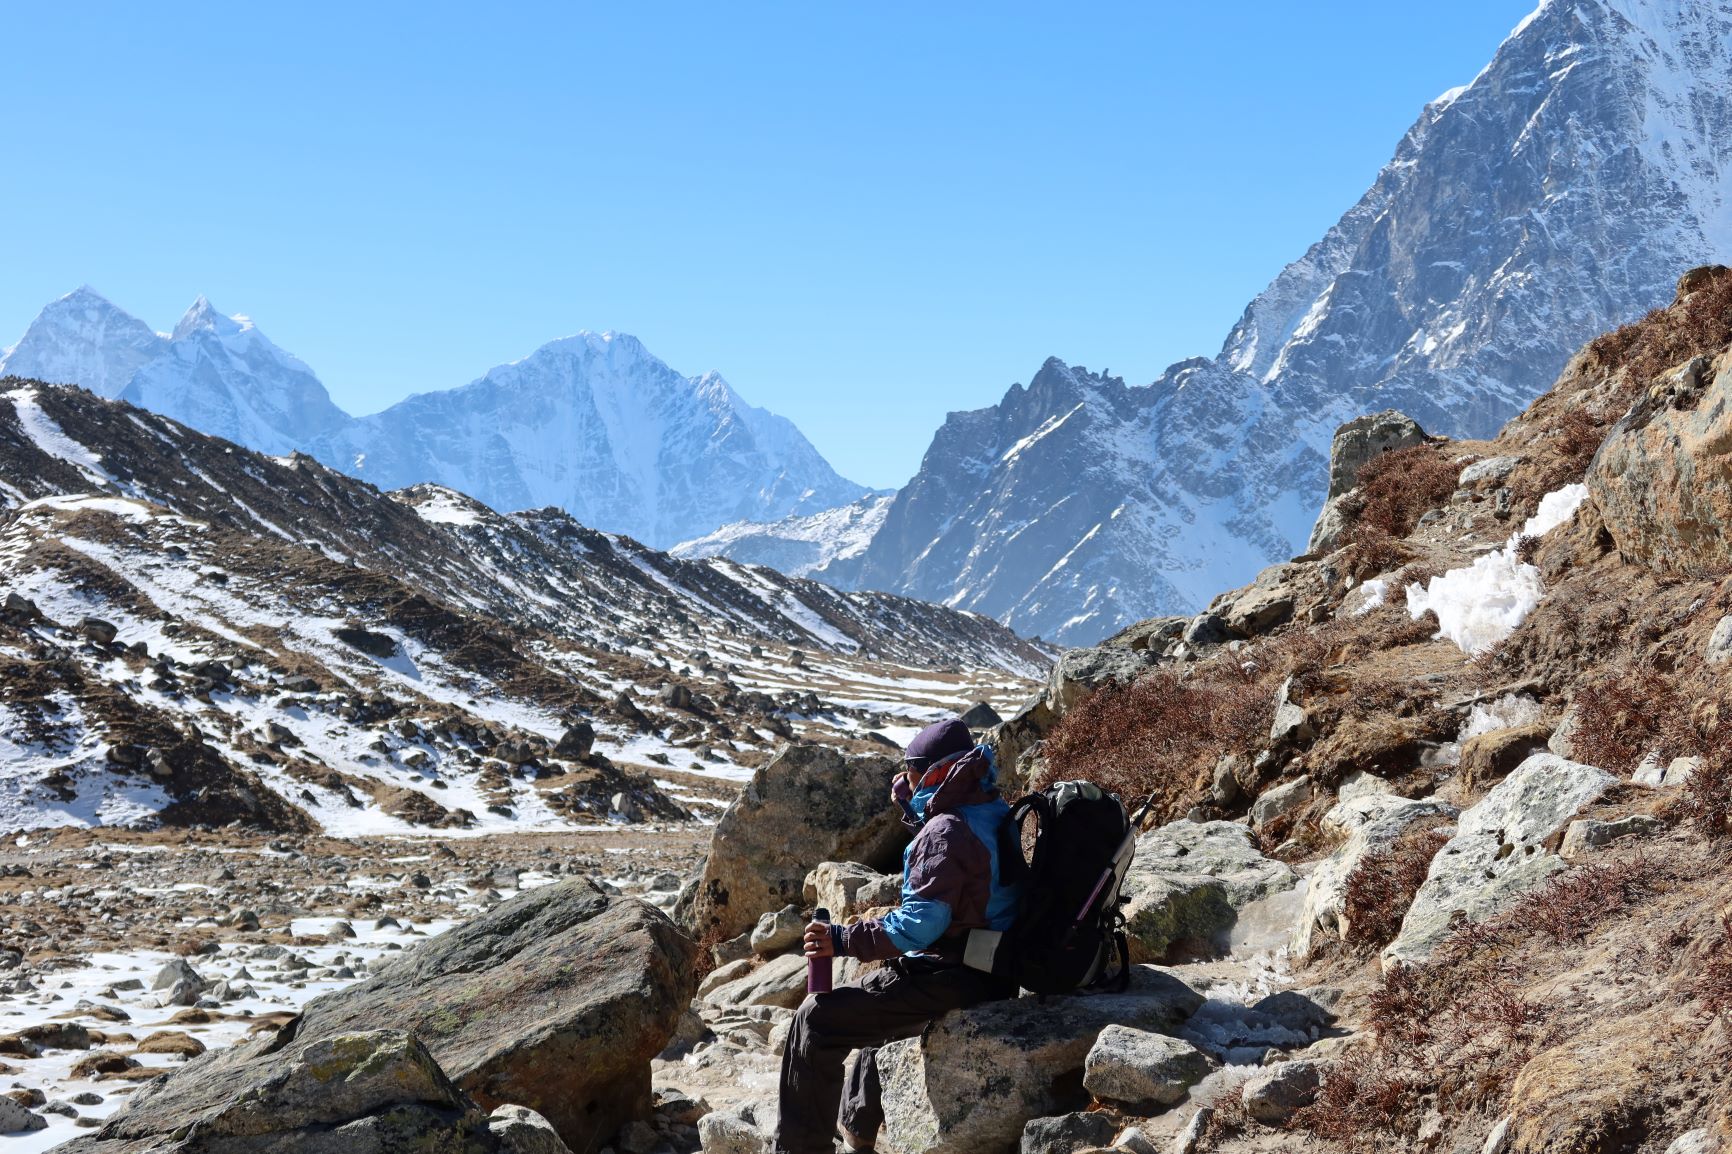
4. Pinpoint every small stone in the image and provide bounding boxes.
[1082,1025,1211,1110]
[1251,776,1312,827]
[750,905,805,955]
[1240,1060,1323,1124]
[1020,1110,1117,1154]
